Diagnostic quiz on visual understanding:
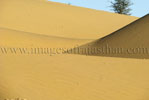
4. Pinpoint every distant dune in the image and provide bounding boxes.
[0,0,149,100]
[0,0,138,39]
